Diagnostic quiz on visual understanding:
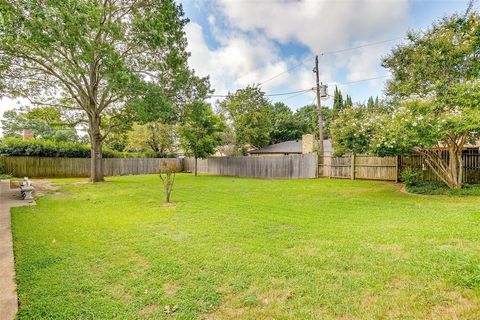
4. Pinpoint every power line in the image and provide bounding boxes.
[277,89,314,103]
[321,37,403,56]
[257,37,404,87]
[210,87,313,98]
[331,75,390,87]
